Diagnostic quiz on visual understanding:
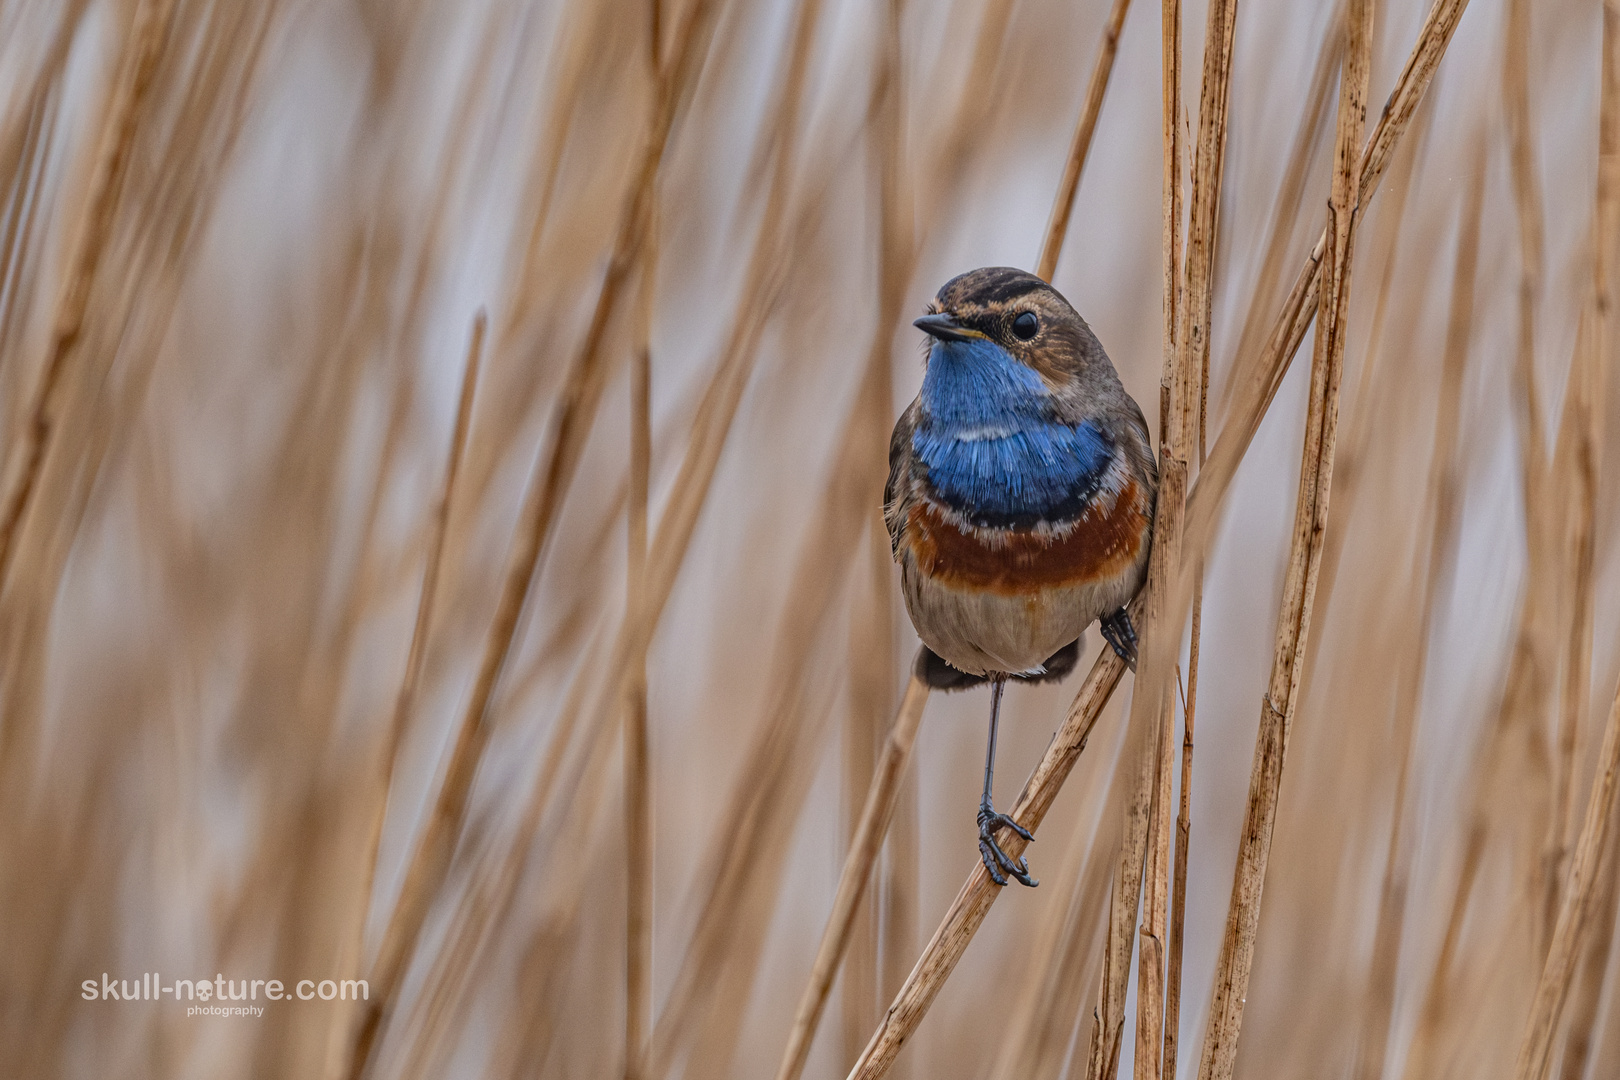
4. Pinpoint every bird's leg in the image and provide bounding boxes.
[1100,607,1139,671]
[976,675,1037,887]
